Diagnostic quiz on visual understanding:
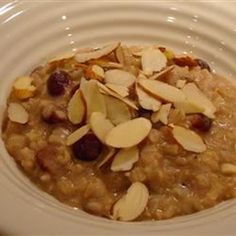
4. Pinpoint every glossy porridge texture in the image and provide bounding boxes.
[2,43,236,221]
